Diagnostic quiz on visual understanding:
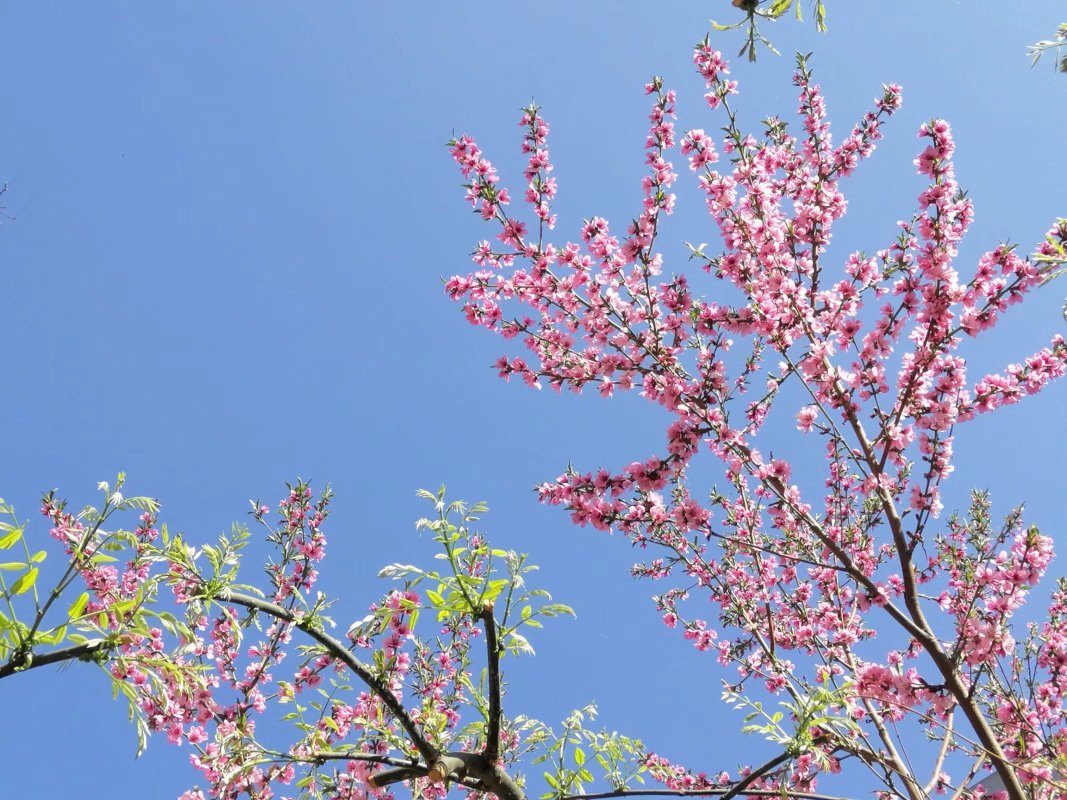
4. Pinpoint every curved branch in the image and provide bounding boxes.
[367,766,428,789]
[561,790,851,800]
[0,638,112,679]
[366,751,525,800]
[215,589,437,767]
[306,752,422,770]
